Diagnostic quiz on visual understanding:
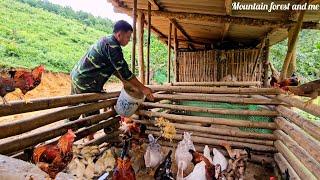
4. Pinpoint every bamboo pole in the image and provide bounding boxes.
[276,94,320,117]
[287,26,297,77]
[137,12,145,84]
[147,130,276,152]
[274,140,316,180]
[0,114,119,155]
[147,85,282,95]
[146,2,151,85]
[0,92,119,117]
[142,102,278,116]
[166,81,262,87]
[263,39,270,87]
[153,93,284,105]
[0,99,117,139]
[131,0,137,74]
[134,119,276,140]
[276,105,320,141]
[280,10,306,80]
[274,130,320,177]
[167,22,172,83]
[173,25,178,82]
[274,153,301,180]
[85,131,120,146]
[138,110,276,129]
[275,117,320,163]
